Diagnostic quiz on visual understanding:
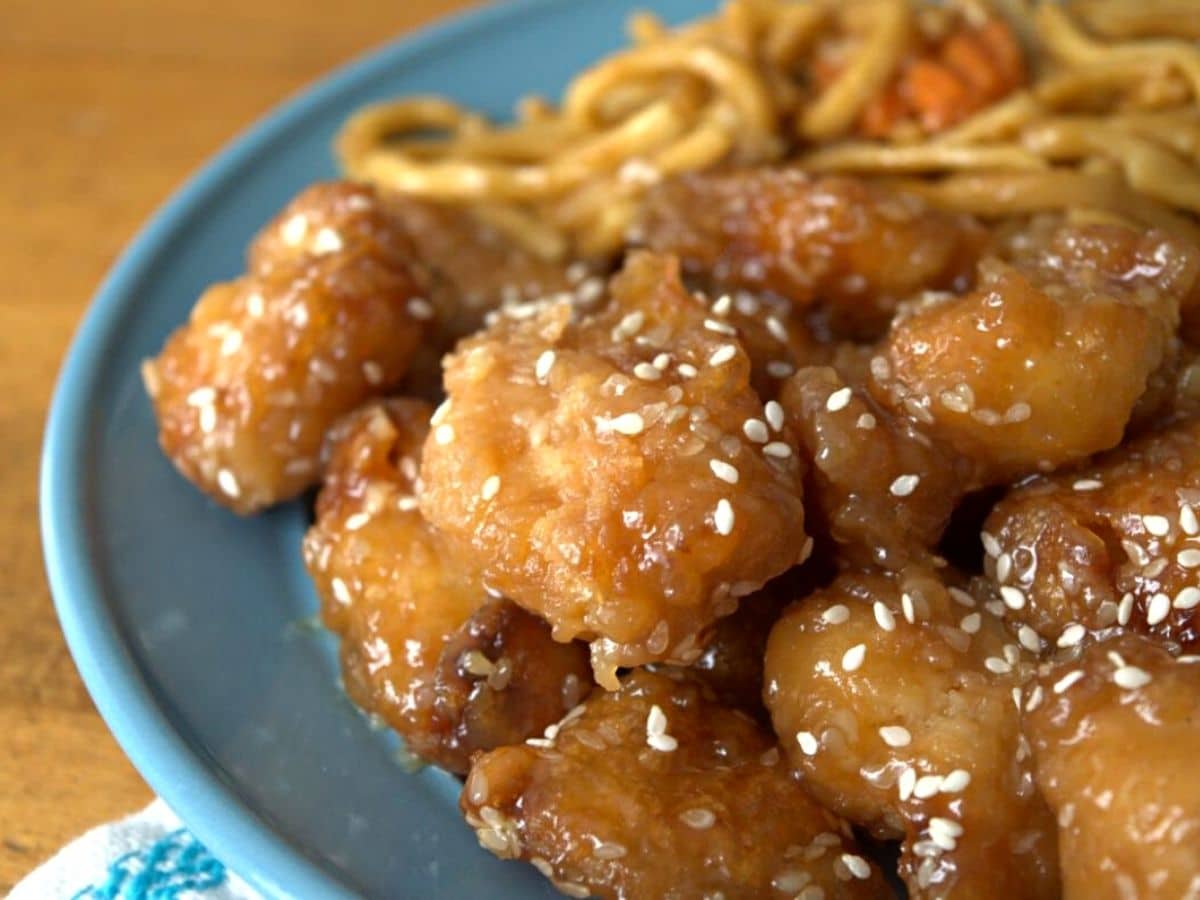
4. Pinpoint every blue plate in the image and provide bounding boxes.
[39,1,709,896]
